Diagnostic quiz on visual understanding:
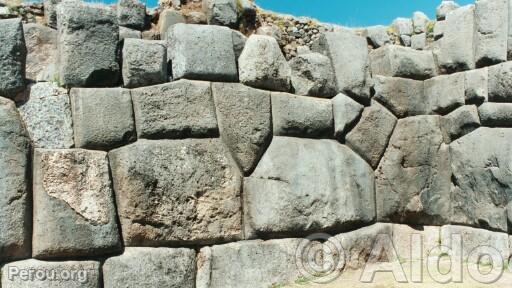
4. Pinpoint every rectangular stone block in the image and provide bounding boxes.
[392,224,441,261]
[122,39,167,88]
[424,73,465,115]
[474,0,507,67]
[369,45,437,80]
[478,102,512,127]
[441,105,481,142]
[489,62,512,102]
[0,18,26,98]
[372,76,427,118]
[117,0,146,30]
[464,67,488,104]
[159,9,186,40]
